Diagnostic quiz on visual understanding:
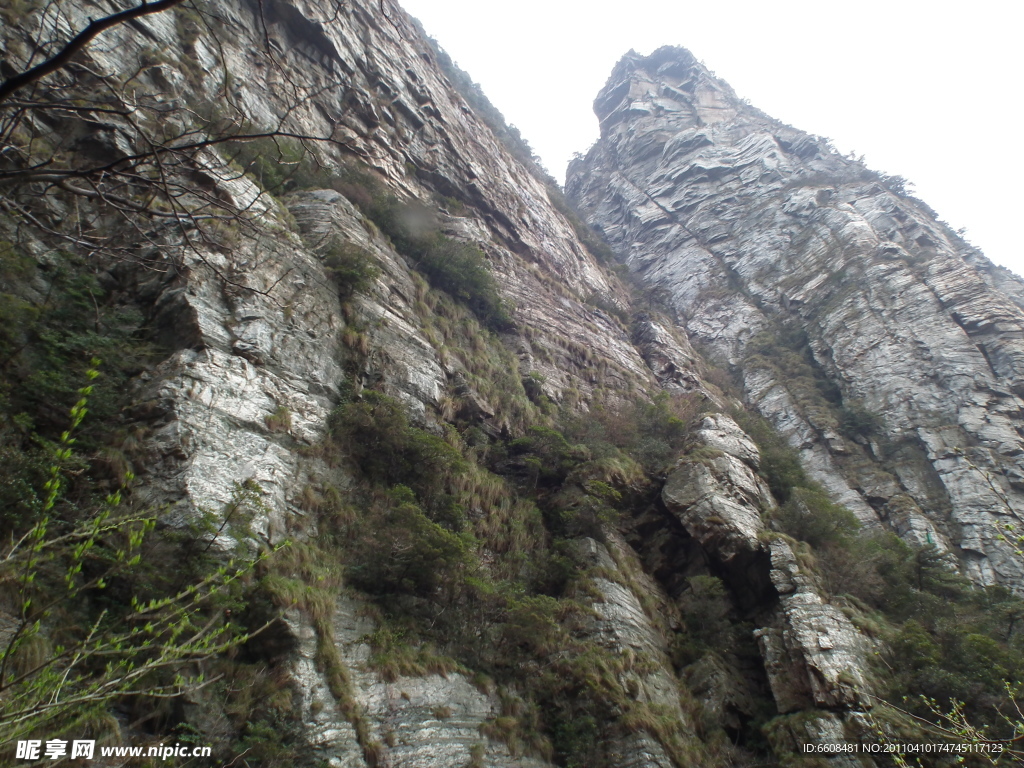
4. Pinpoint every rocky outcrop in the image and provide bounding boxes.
[632,316,709,396]
[1,3,737,764]
[11,2,1013,764]
[286,610,369,768]
[758,540,871,714]
[329,598,553,768]
[0,1,676,762]
[130,193,345,541]
[662,415,772,564]
[568,46,1024,593]
[575,535,696,768]
[659,411,875,754]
